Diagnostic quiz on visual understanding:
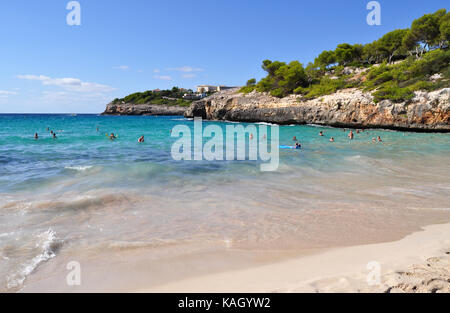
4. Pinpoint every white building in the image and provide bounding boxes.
[196,85,237,93]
